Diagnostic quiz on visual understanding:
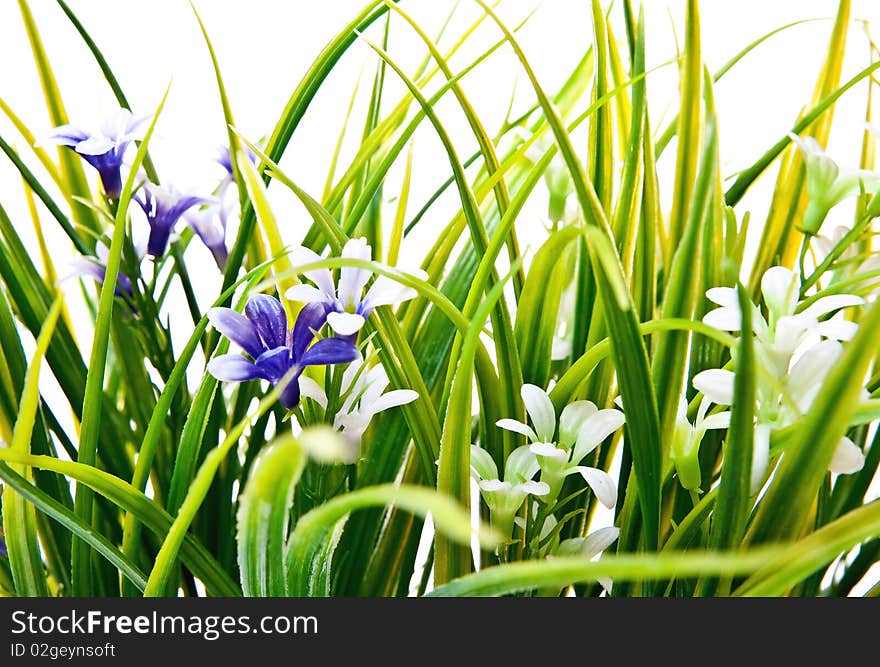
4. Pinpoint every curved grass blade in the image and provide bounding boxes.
[286,484,499,596]
[737,501,880,596]
[236,432,308,597]
[0,448,239,596]
[427,548,780,597]
[0,462,147,592]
